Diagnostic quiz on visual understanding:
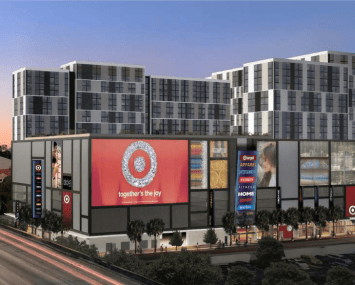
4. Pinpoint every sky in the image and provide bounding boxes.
[1,1,355,147]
